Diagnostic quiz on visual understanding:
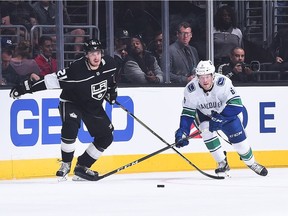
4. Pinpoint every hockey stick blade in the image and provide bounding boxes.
[114,100,224,180]
[94,131,202,181]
